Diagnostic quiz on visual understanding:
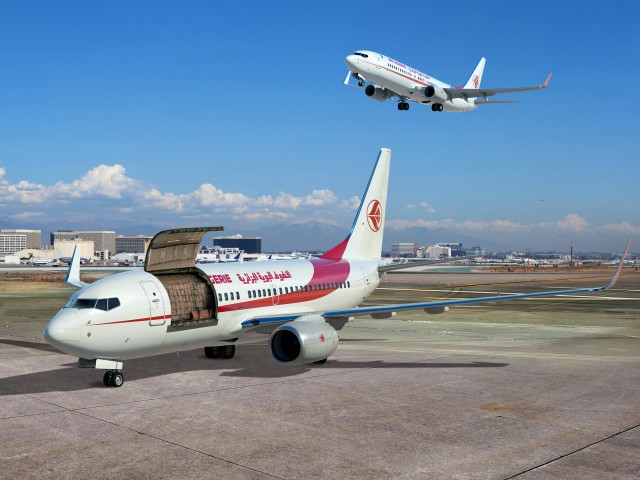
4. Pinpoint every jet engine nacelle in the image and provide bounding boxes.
[365,84,391,102]
[424,85,448,103]
[269,316,339,365]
